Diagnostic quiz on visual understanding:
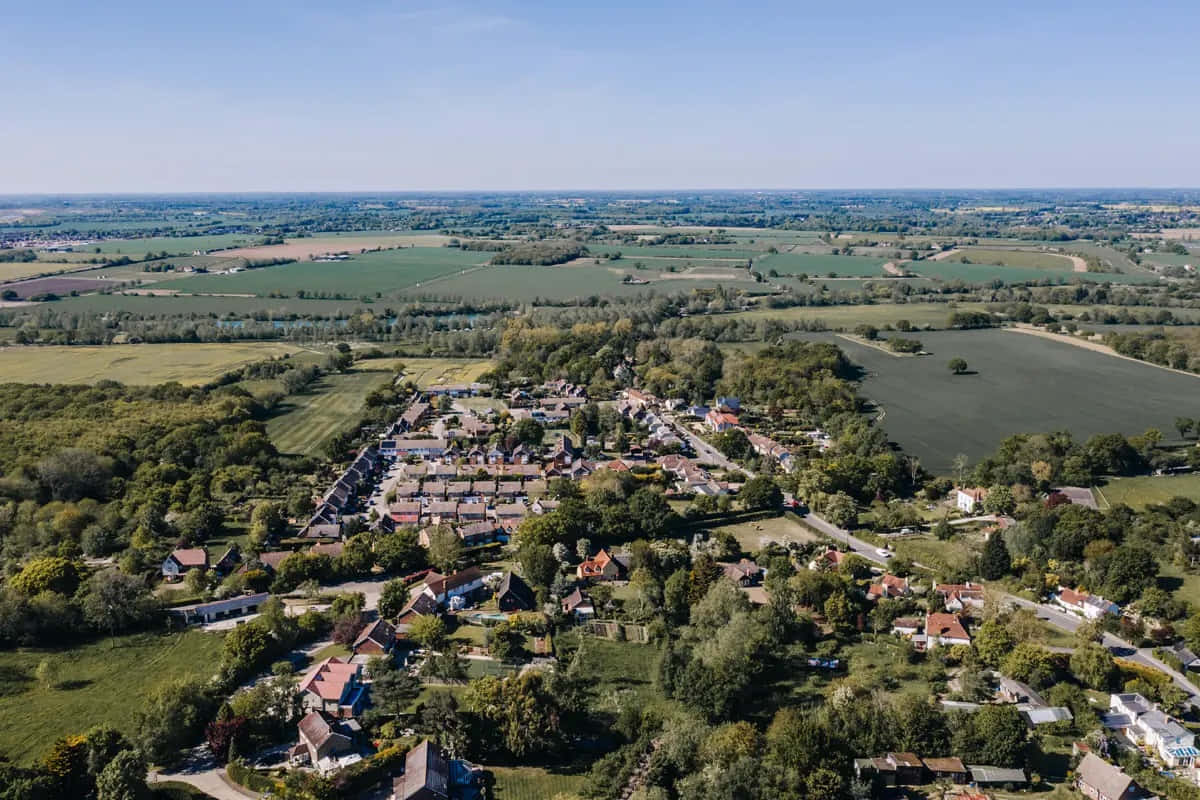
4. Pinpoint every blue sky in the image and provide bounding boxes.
[3,0,1199,191]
